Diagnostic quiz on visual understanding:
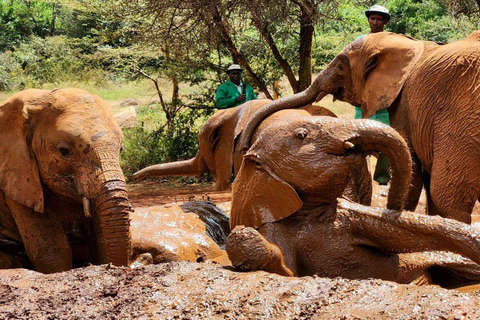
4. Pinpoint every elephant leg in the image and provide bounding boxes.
[212,141,233,191]
[226,225,294,276]
[429,158,479,223]
[7,199,72,273]
[341,199,480,265]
